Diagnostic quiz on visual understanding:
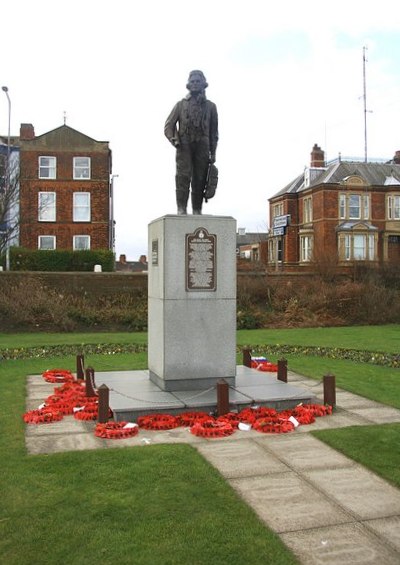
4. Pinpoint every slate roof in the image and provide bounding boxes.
[271,159,400,199]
